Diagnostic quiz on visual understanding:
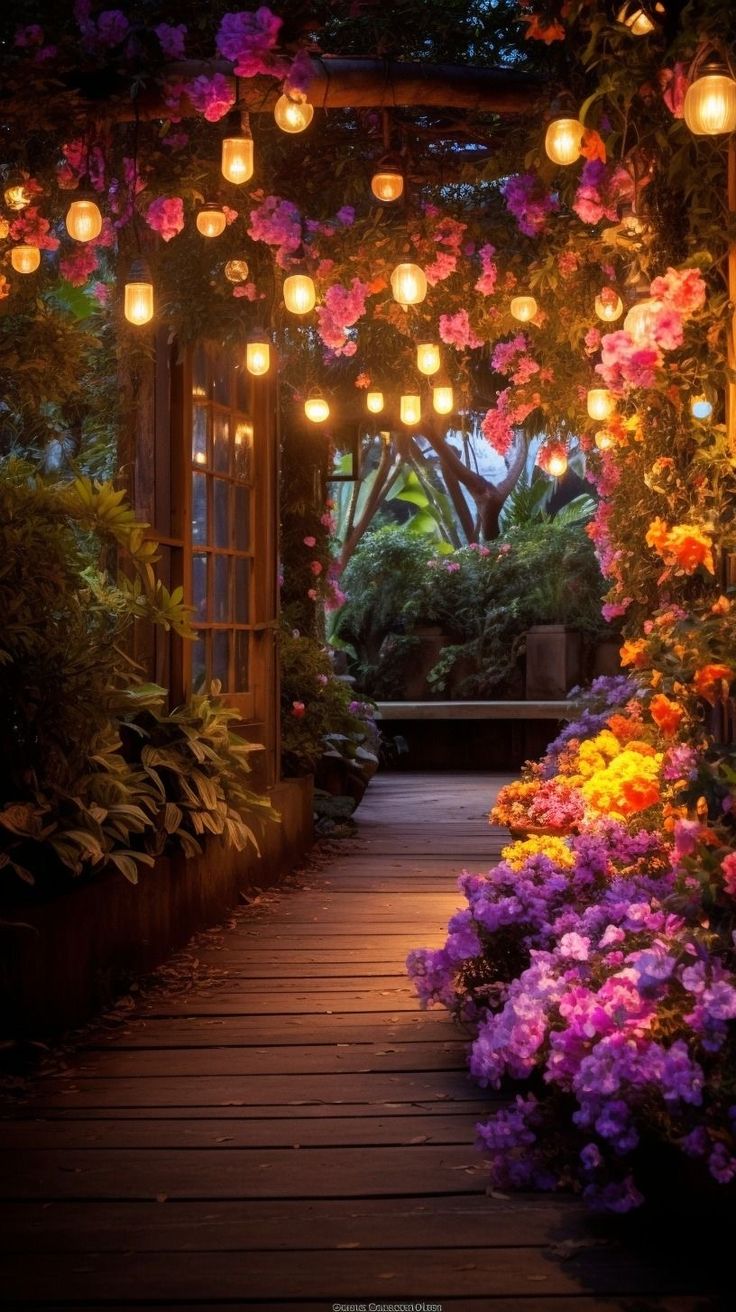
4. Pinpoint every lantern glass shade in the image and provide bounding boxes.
[400,394,421,425]
[221,134,254,184]
[371,169,404,204]
[390,262,427,307]
[283,272,316,315]
[274,93,314,133]
[225,258,249,283]
[510,294,538,323]
[4,183,31,211]
[416,342,441,376]
[683,69,736,136]
[616,2,657,35]
[587,388,616,421]
[196,204,227,238]
[246,338,271,376]
[304,394,330,423]
[10,244,40,274]
[124,279,154,326]
[595,289,624,322]
[544,117,584,166]
[366,391,384,414]
[547,452,568,478]
[65,198,102,242]
[433,385,454,415]
[595,429,615,451]
[691,393,714,421]
[624,297,662,344]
